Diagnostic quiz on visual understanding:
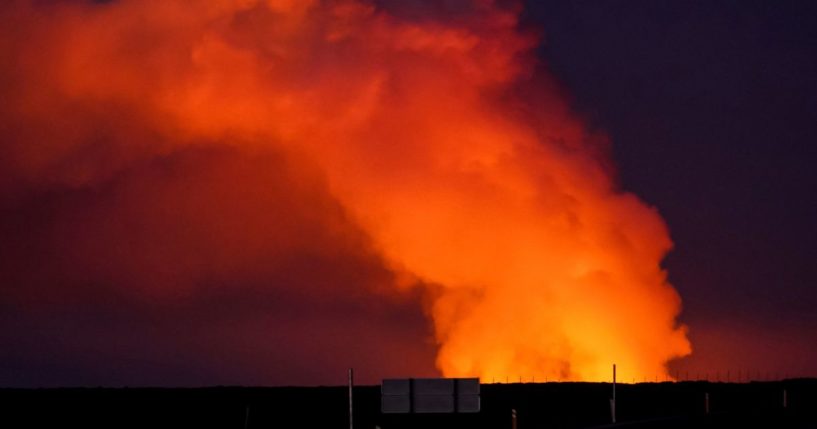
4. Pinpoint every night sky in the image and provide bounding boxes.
[526,0,817,378]
[1,1,816,386]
